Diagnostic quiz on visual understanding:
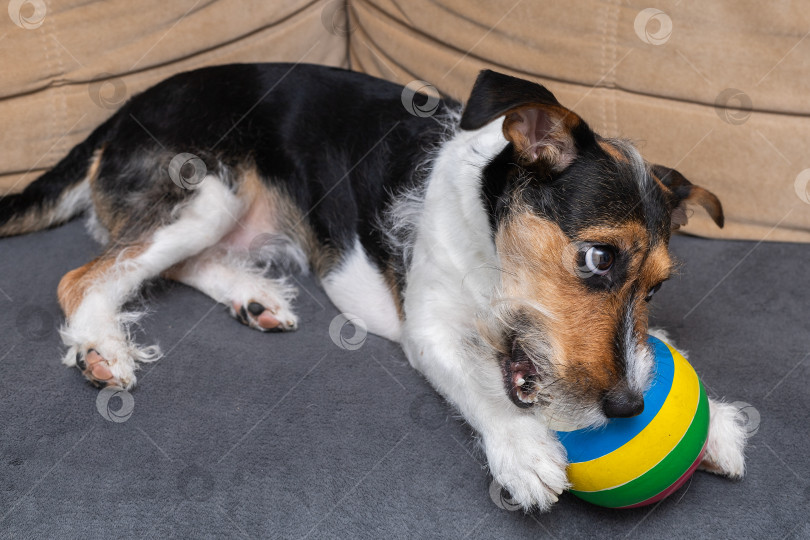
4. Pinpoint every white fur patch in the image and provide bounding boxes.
[170,247,299,331]
[380,182,427,272]
[321,238,402,342]
[404,120,508,317]
[611,138,649,189]
[702,399,748,479]
[398,121,570,509]
[53,180,92,224]
[625,306,654,394]
[84,207,110,244]
[647,326,673,344]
